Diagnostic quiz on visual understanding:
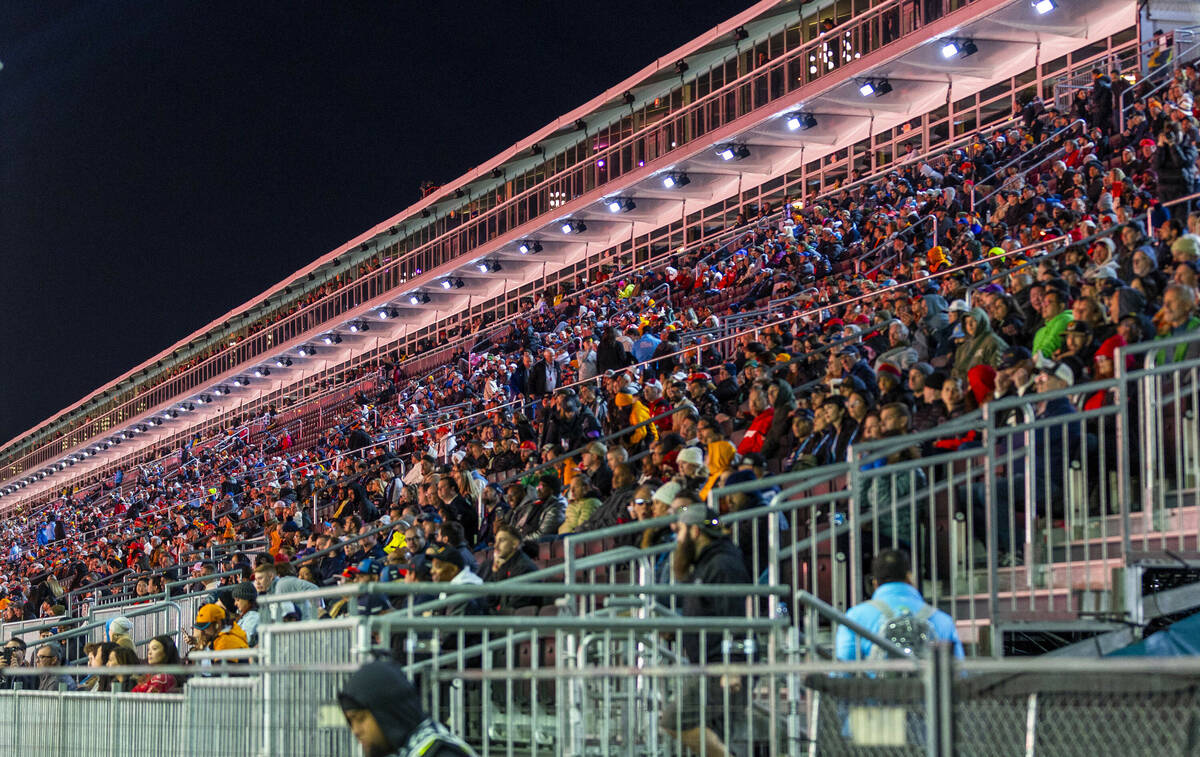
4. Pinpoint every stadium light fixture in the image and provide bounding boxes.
[941,38,978,58]
[347,321,369,332]
[561,219,587,235]
[606,197,636,213]
[376,306,399,320]
[785,112,818,131]
[274,357,293,368]
[717,143,750,161]
[858,78,892,97]
[1032,0,1056,13]
[517,240,543,254]
[321,333,343,344]
[297,345,317,357]
[662,172,691,189]
[408,292,431,305]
